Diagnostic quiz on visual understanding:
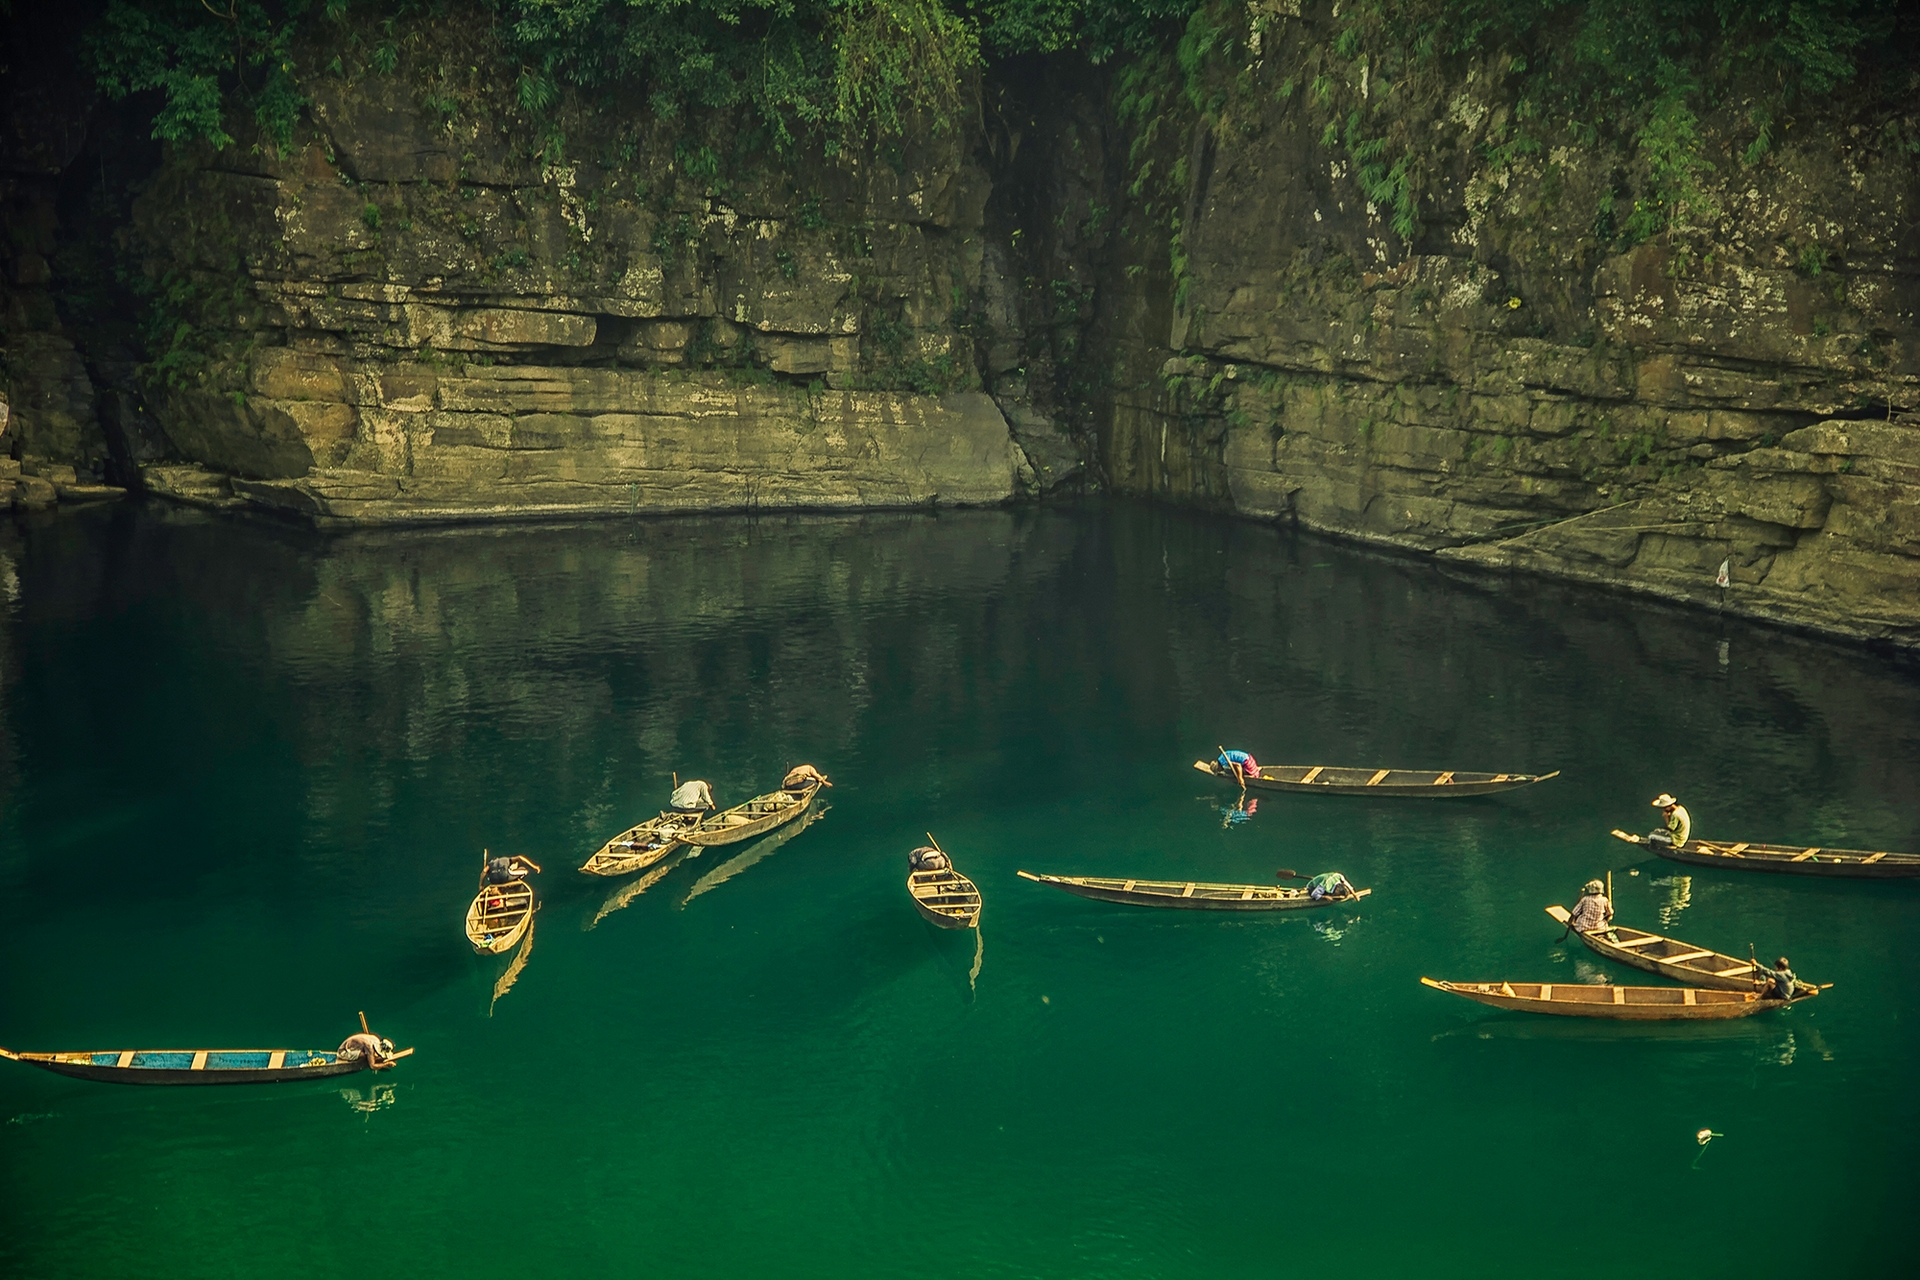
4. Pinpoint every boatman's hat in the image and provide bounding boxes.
[1584,879,1604,894]
[1652,793,1678,808]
